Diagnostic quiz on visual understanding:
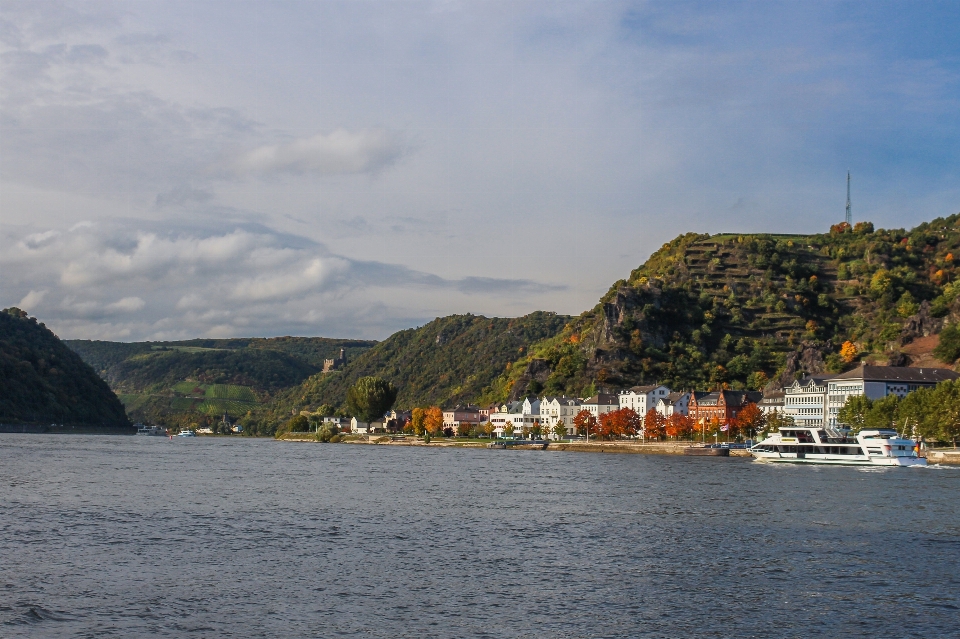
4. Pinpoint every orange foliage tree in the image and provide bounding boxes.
[573,409,597,438]
[665,413,693,440]
[598,408,641,439]
[734,403,765,439]
[840,341,858,363]
[424,406,444,436]
[643,409,666,441]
